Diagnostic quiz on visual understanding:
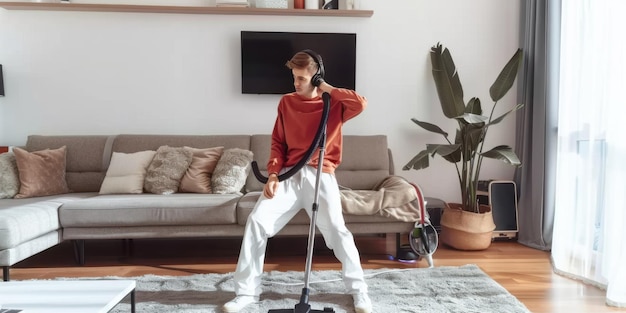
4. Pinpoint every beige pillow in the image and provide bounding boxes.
[179,146,224,194]
[144,146,193,195]
[0,152,20,199]
[13,146,70,199]
[99,150,156,194]
[211,148,254,194]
